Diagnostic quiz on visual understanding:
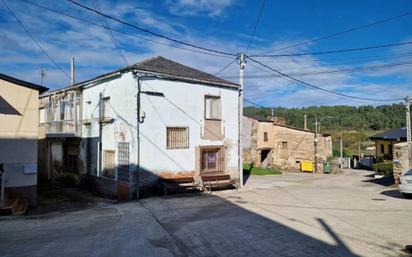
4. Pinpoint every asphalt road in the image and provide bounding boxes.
[1,169,411,257]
